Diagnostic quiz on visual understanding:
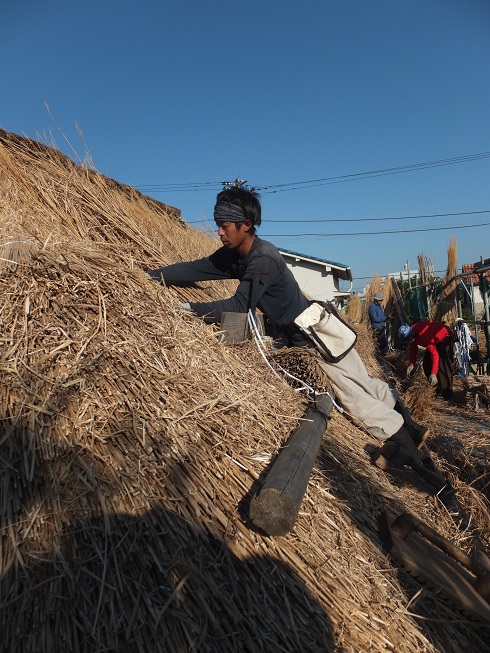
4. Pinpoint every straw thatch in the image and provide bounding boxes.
[417,253,434,286]
[345,293,361,323]
[434,237,458,324]
[1,130,490,652]
[364,275,383,310]
[364,275,394,324]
